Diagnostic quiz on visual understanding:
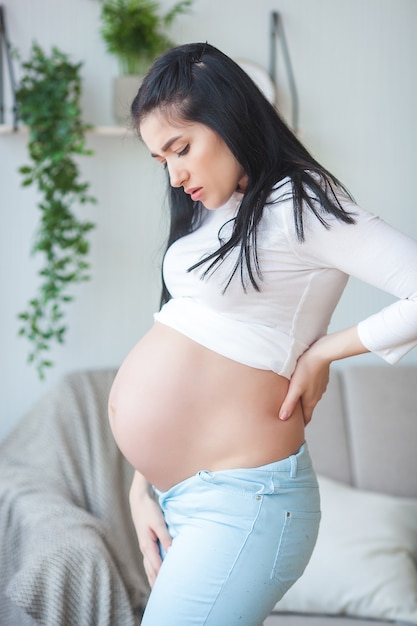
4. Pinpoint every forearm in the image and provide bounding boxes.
[129,470,152,503]
[309,325,370,365]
